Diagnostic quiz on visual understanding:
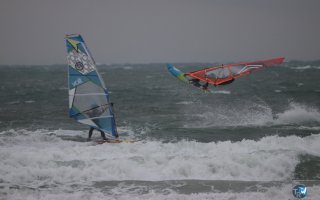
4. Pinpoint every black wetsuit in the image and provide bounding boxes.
[190,79,209,90]
[88,127,107,140]
[202,82,209,90]
[190,78,202,87]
